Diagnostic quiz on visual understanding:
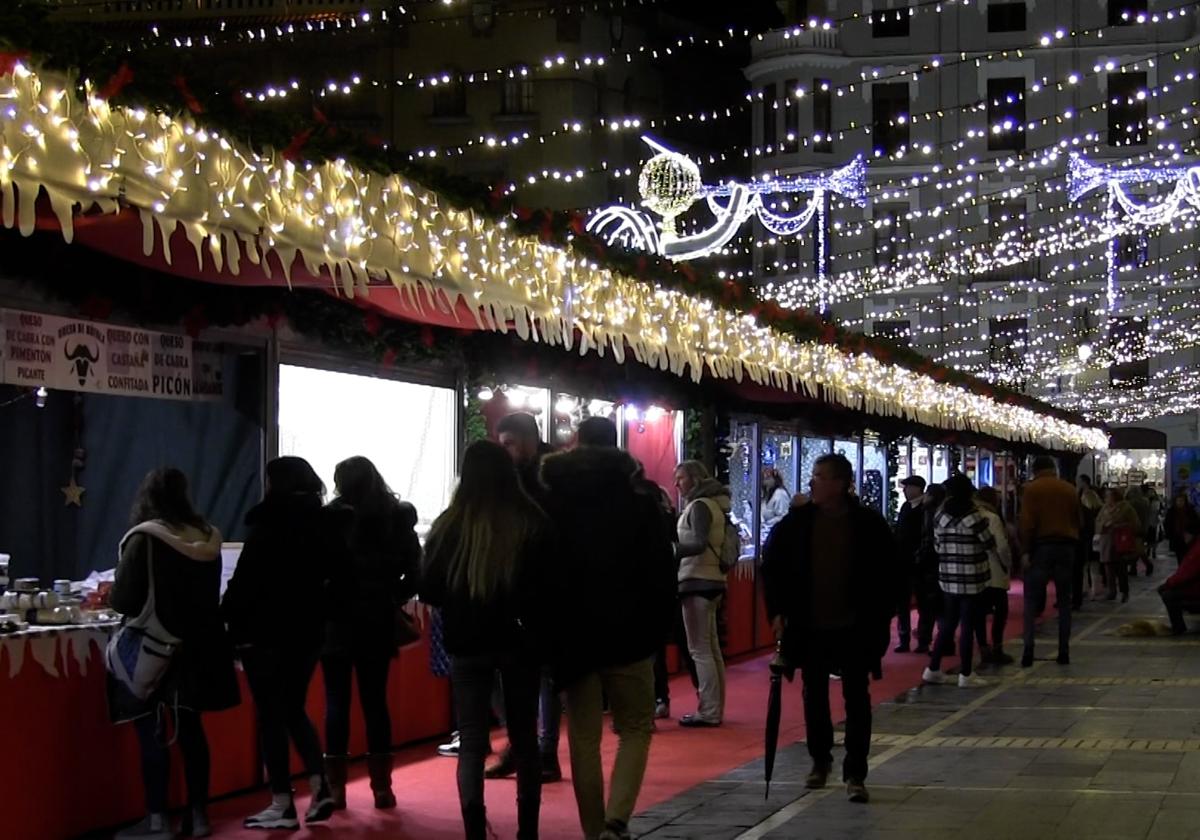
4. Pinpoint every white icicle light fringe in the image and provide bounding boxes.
[0,64,1107,452]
